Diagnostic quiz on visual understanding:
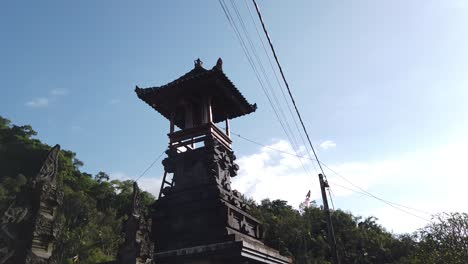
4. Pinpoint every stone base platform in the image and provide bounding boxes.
[155,239,291,264]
